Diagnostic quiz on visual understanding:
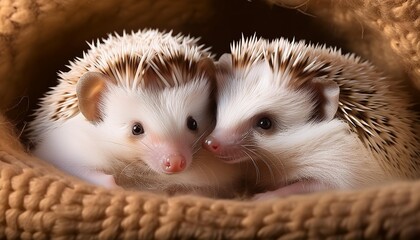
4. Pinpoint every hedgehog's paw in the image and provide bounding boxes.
[85,172,123,190]
[252,189,293,201]
[252,179,327,201]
